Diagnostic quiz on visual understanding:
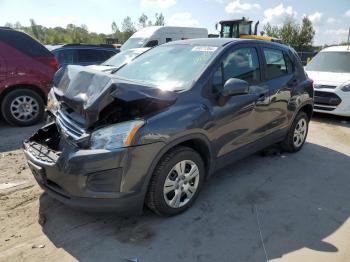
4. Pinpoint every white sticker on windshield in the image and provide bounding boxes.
[192,46,218,52]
